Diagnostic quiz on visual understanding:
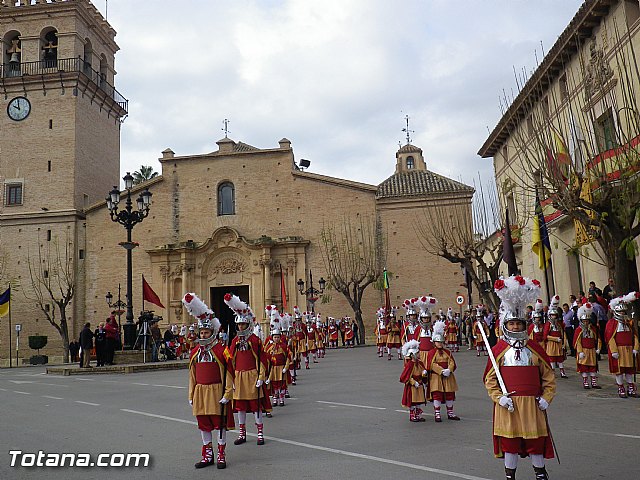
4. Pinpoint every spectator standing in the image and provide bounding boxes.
[104,316,120,365]
[602,278,616,304]
[562,303,576,356]
[69,340,80,363]
[94,322,107,367]
[590,296,609,354]
[588,281,603,298]
[79,322,93,368]
[351,319,359,345]
[150,320,162,361]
